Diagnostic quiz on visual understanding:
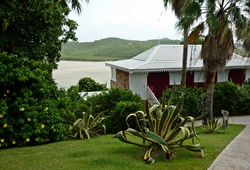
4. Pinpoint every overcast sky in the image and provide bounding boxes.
[69,0,183,42]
